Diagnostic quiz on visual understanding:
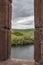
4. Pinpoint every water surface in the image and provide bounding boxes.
[11,45,34,60]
